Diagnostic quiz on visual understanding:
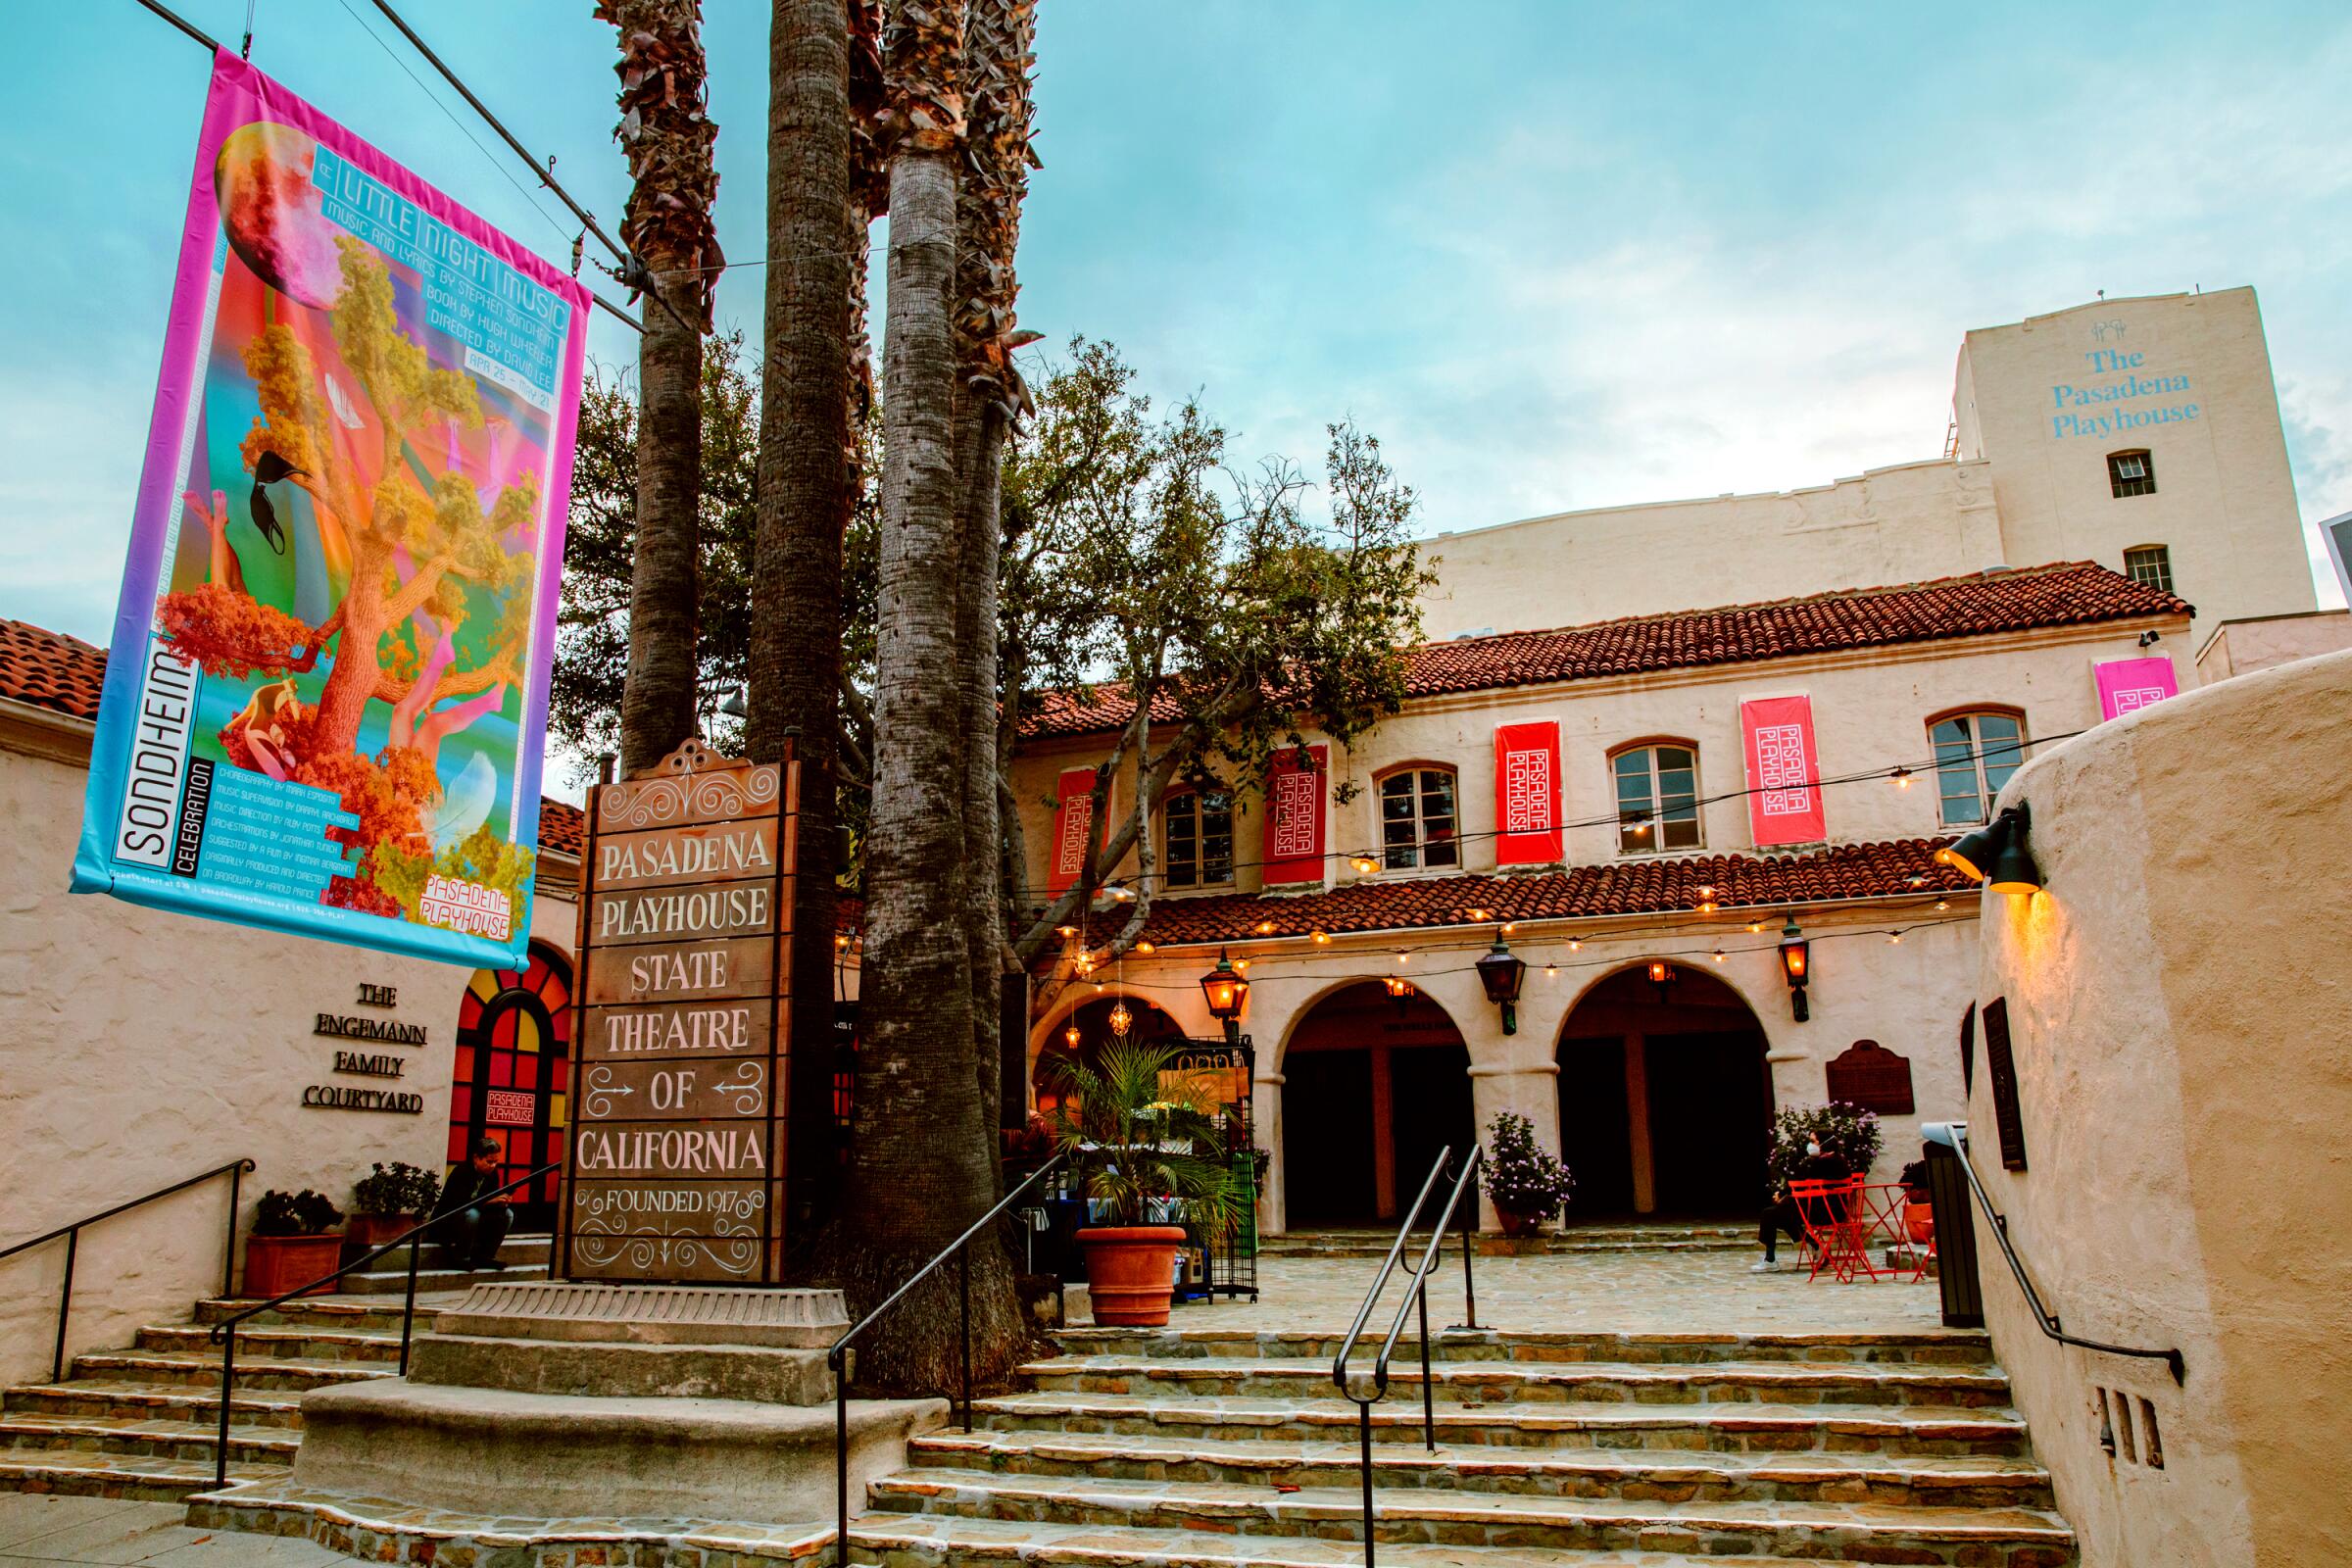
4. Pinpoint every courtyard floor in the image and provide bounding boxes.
[1186,1245,1945,1338]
